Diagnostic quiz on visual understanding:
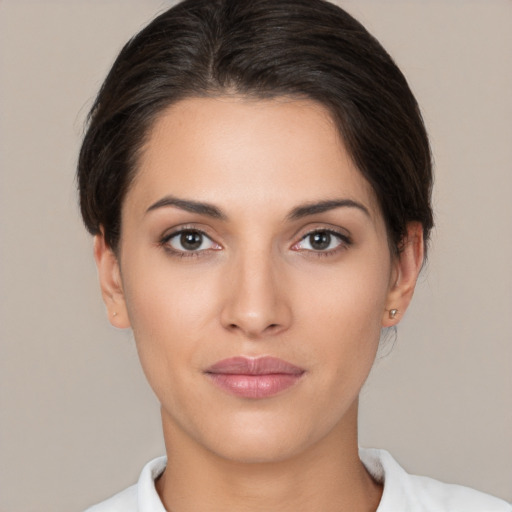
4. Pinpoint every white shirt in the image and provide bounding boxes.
[85,448,511,511]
